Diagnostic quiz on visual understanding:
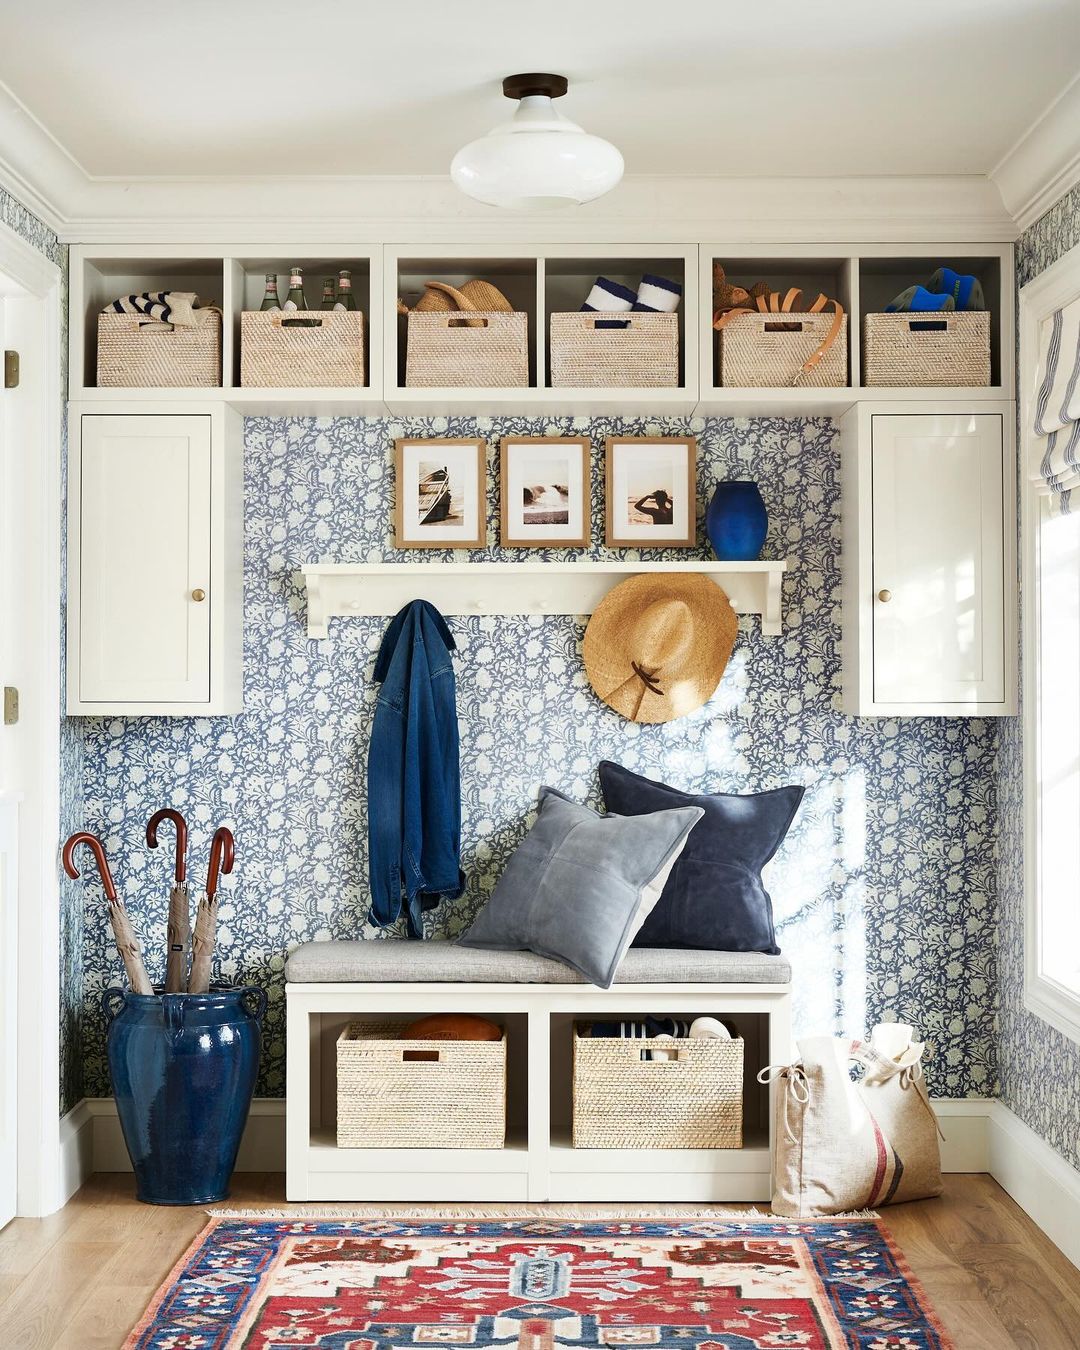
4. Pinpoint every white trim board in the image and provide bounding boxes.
[992,73,1080,234]
[55,1097,1080,1270]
